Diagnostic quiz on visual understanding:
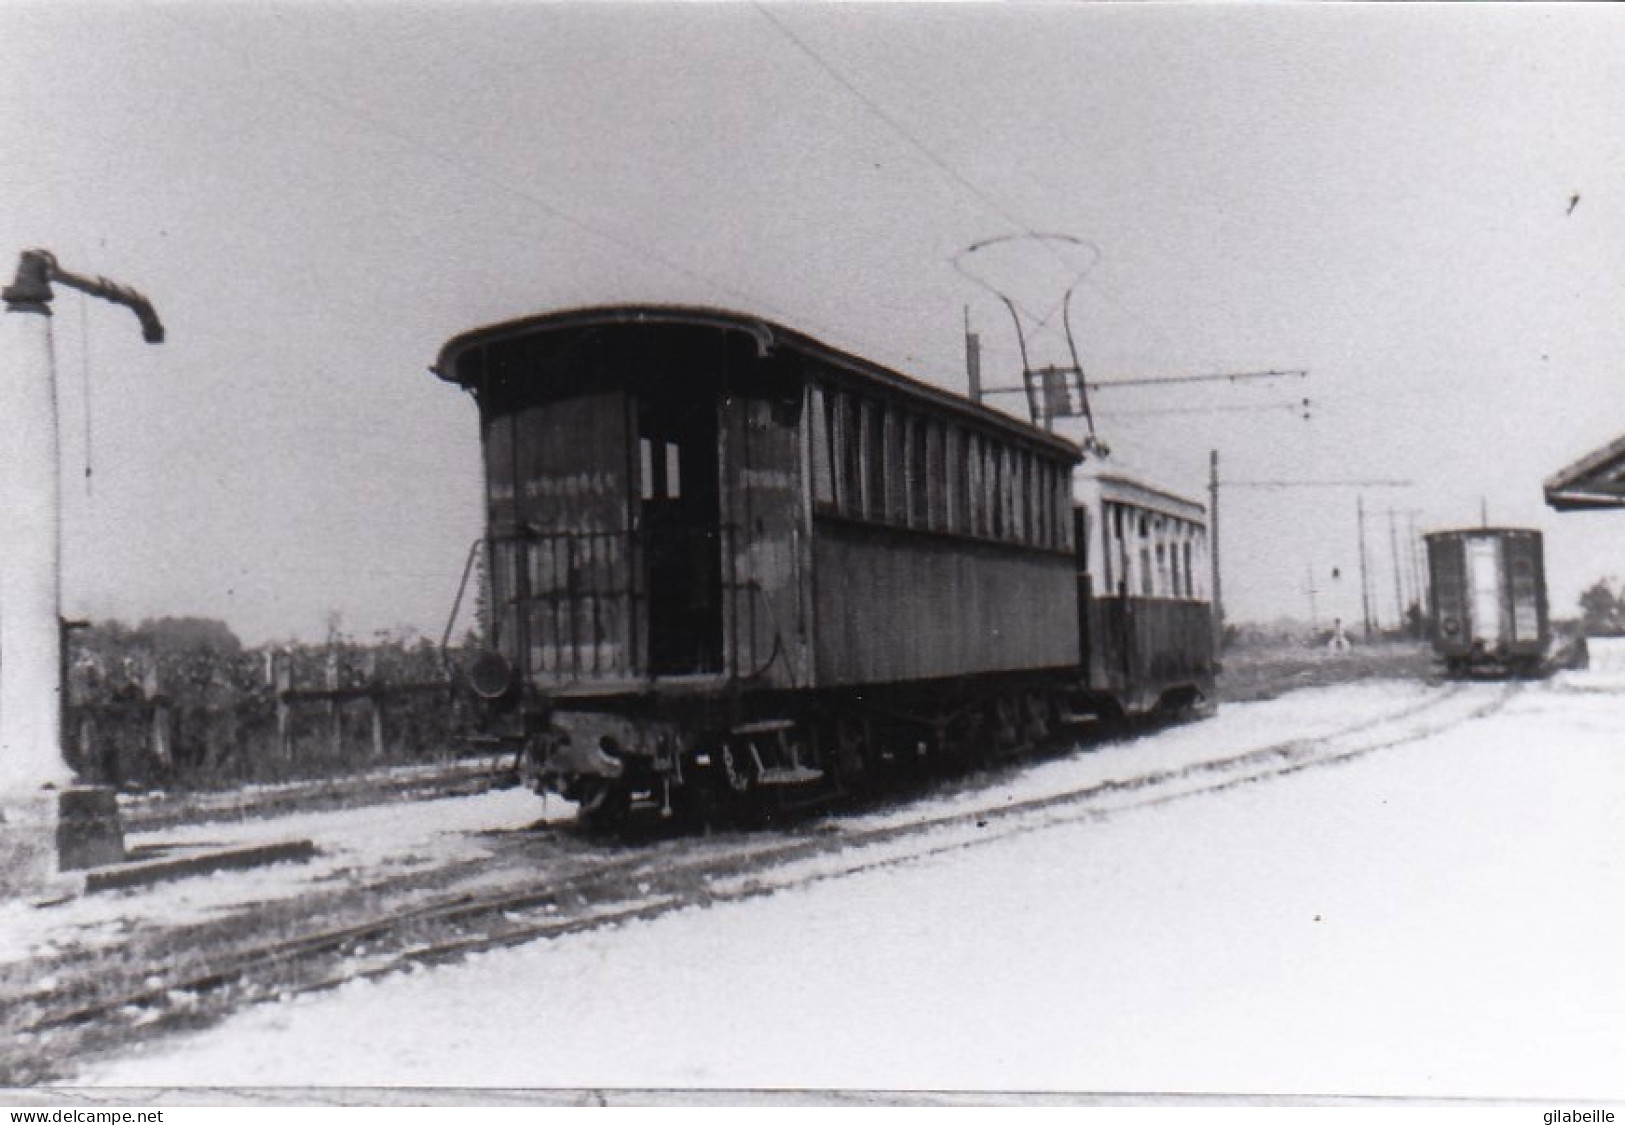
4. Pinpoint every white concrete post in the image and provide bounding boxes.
[0,303,72,795]
[1,251,158,892]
